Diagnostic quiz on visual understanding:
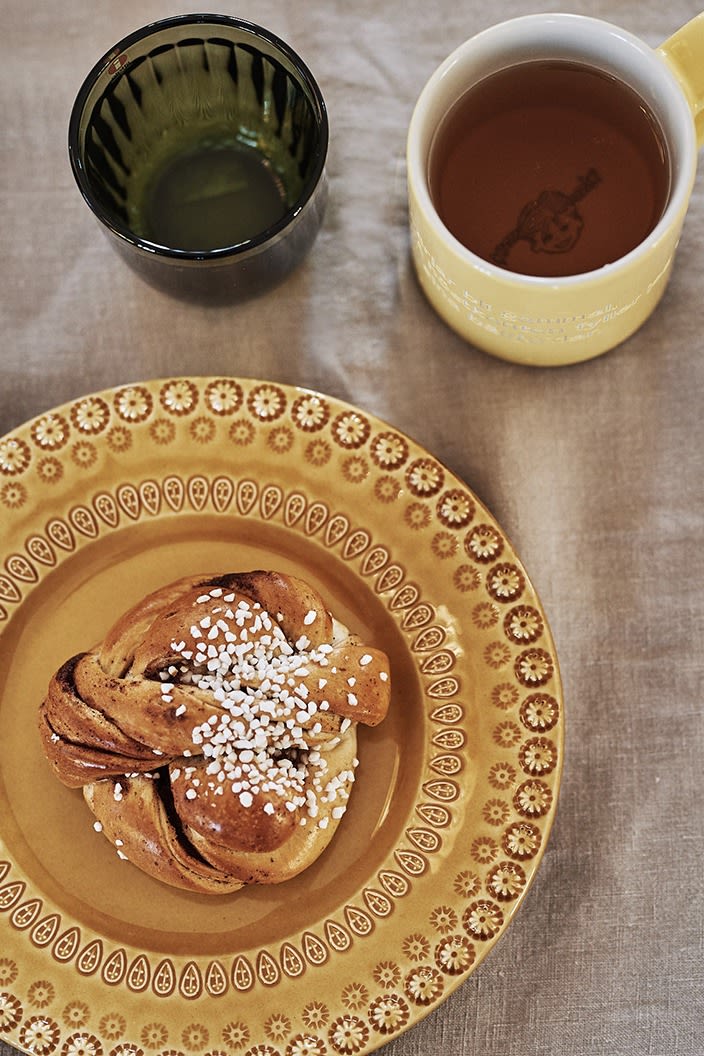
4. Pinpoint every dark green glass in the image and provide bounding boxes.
[69,15,328,302]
